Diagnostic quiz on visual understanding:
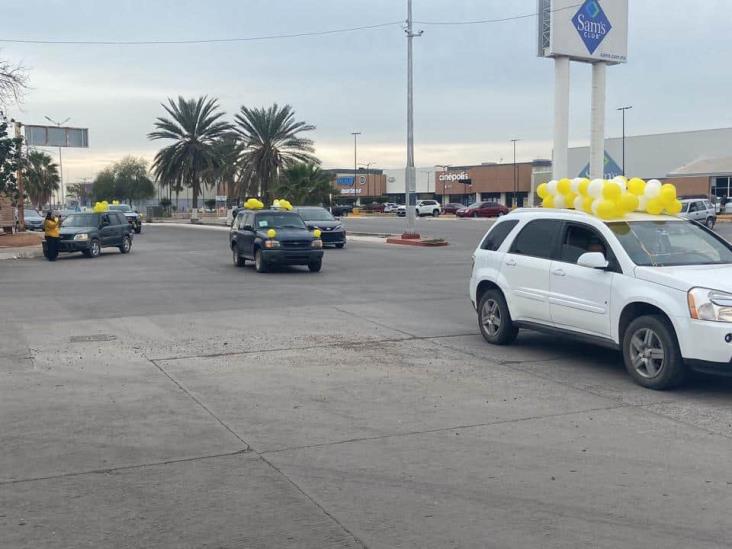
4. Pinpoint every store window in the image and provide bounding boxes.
[712,177,730,200]
[481,192,501,201]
